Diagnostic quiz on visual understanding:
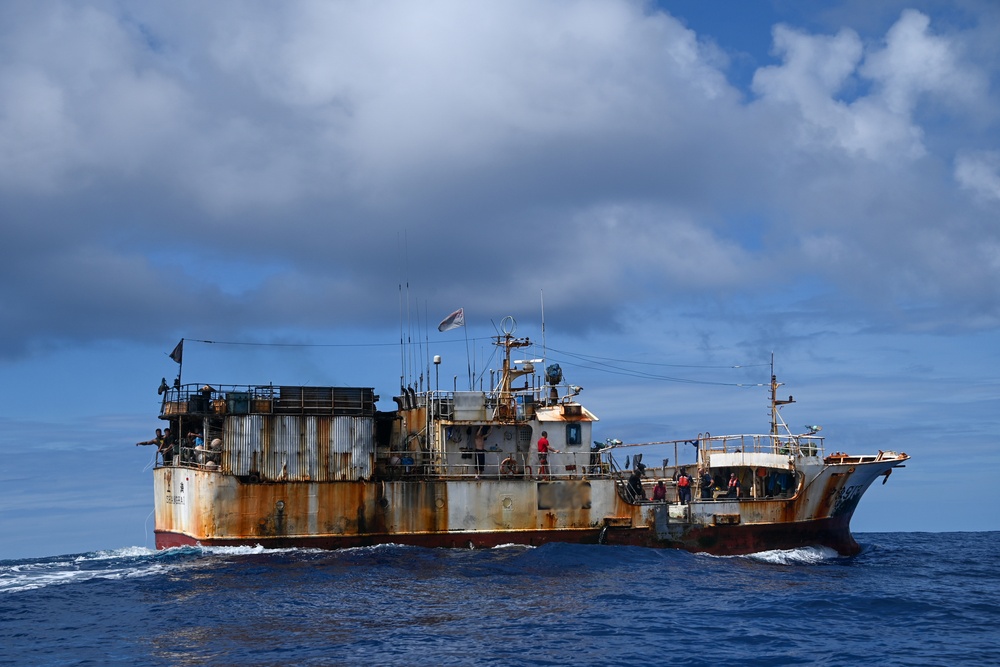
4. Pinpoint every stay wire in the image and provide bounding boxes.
[541,346,767,387]
[182,338,765,387]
